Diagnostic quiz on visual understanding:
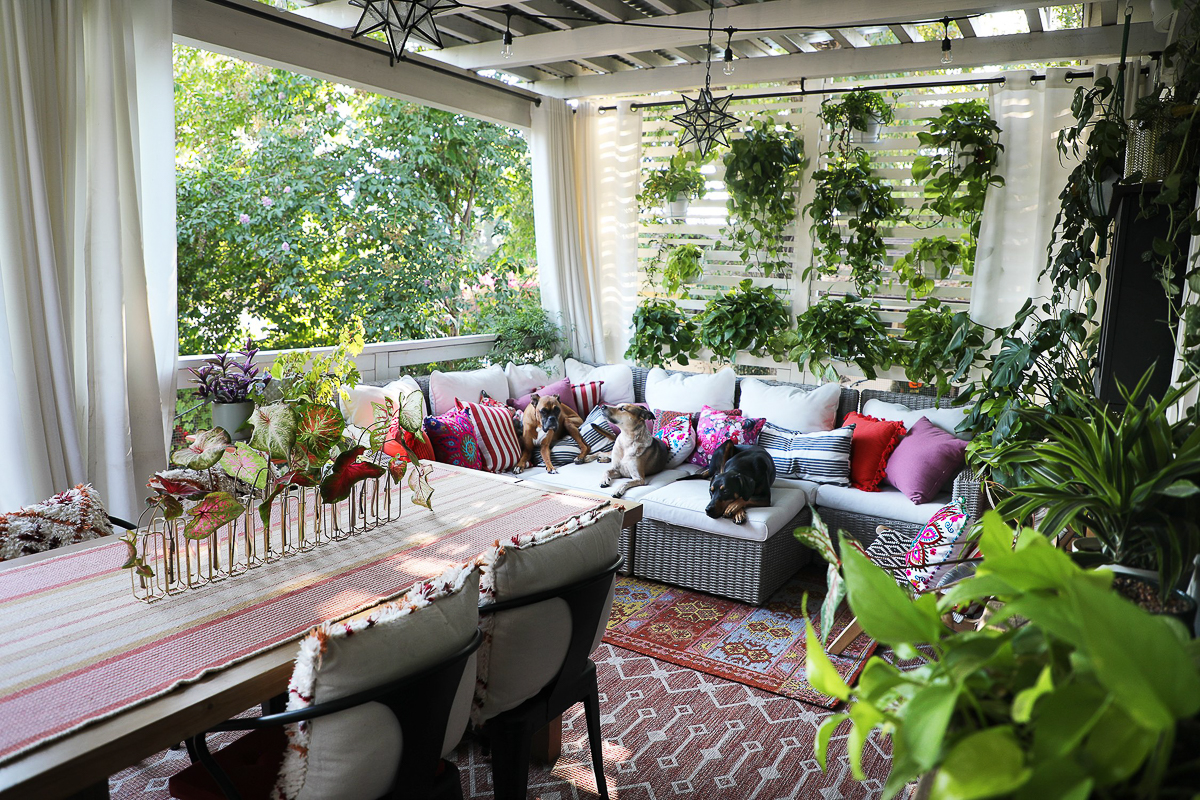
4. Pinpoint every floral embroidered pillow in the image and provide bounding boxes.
[904,497,971,592]
[652,413,696,469]
[424,407,484,470]
[688,406,766,467]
